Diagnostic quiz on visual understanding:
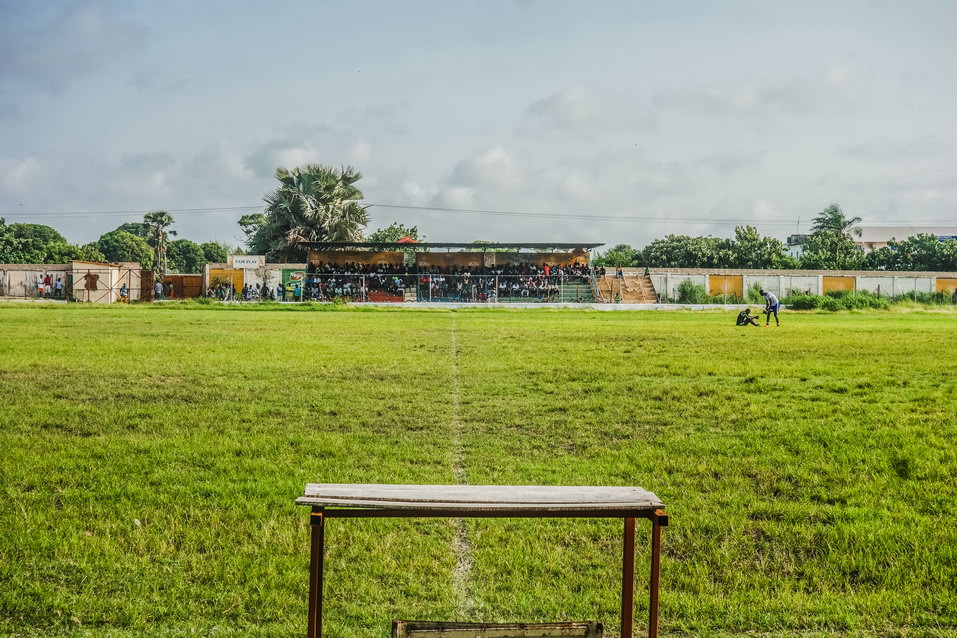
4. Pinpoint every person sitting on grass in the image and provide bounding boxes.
[736,308,760,326]
[760,289,780,326]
